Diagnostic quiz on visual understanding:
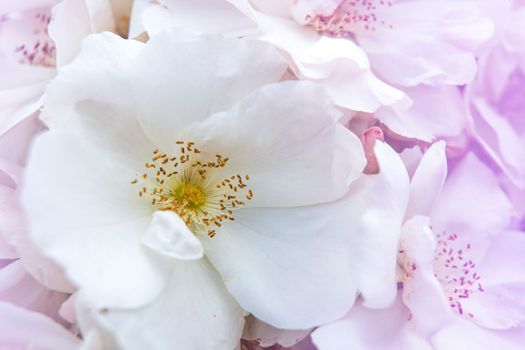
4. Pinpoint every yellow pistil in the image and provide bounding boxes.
[173,183,206,209]
[130,141,253,238]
